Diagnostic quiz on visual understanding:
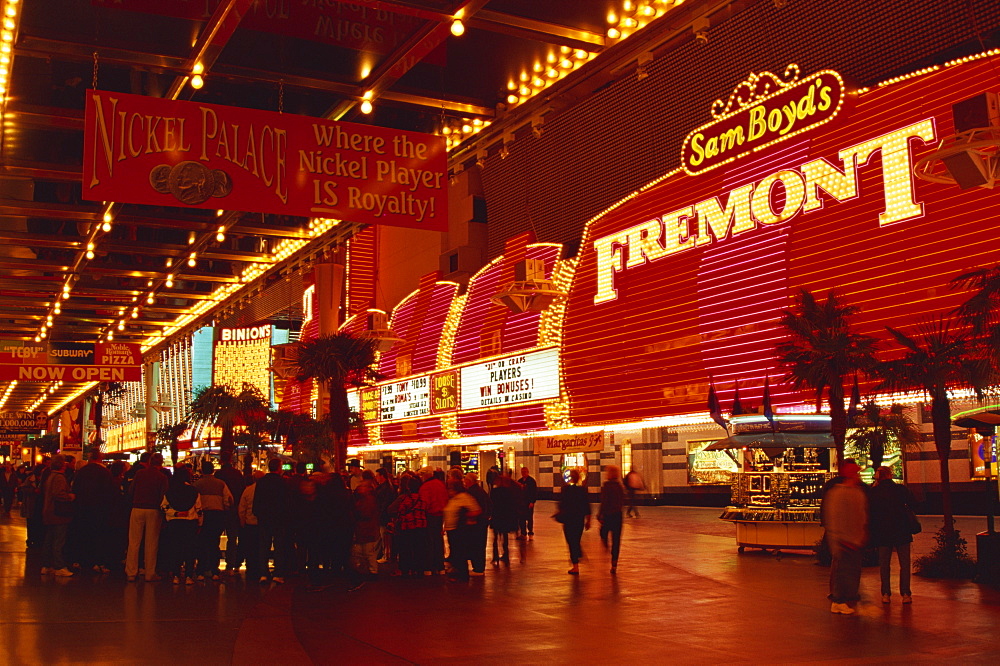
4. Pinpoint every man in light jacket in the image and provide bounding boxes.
[193,460,233,580]
[823,461,869,615]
